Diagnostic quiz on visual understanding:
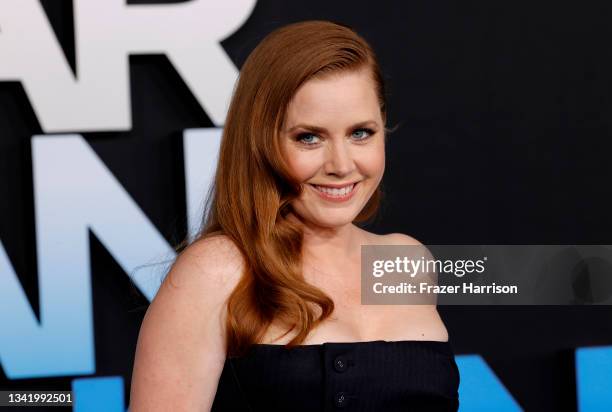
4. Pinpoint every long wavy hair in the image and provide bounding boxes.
[177,20,388,357]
